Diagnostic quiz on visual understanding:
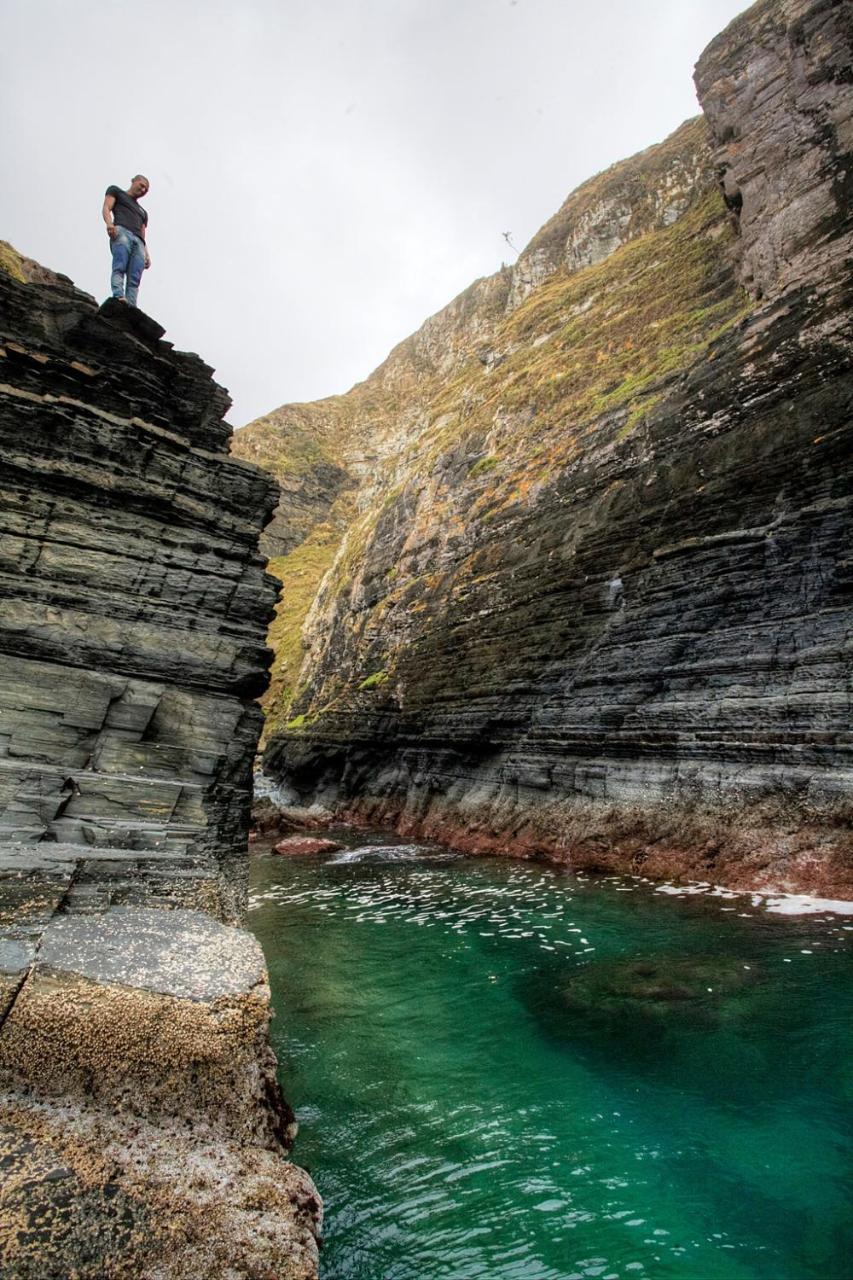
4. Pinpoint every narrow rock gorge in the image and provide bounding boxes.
[237,0,852,897]
[0,249,320,1278]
